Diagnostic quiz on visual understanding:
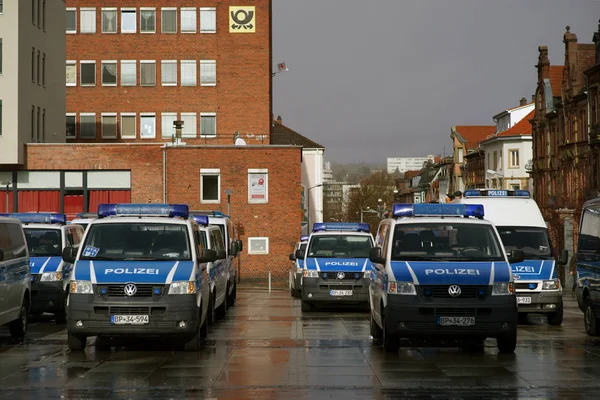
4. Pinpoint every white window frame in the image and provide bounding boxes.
[509,149,520,168]
[66,113,76,138]
[79,112,97,140]
[161,7,177,34]
[180,112,197,138]
[248,168,268,204]
[200,112,217,137]
[121,8,137,33]
[248,237,269,255]
[66,60,76,86]
[161,60,177,86]
[101,7,117,34]
[180,7,197,33]
[140,113,156,139]
[161,112,177,139]
[180,60,197,86]
[79,8,96,34]
[200,168,220,204]
[80,60,96,86]
[140,60,156,86]
[200,7,216,33]
[120,60,136,86]
[140,7,156,34]
[66,7,77,34]
[120,113,137,139]
[200,60,216,86]
[457,148,464,163]
[101,113,118,139]
[101,60,118,86]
